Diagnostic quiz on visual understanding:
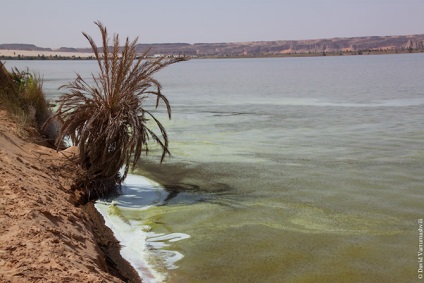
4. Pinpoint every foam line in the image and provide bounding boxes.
[95,174,190,283]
